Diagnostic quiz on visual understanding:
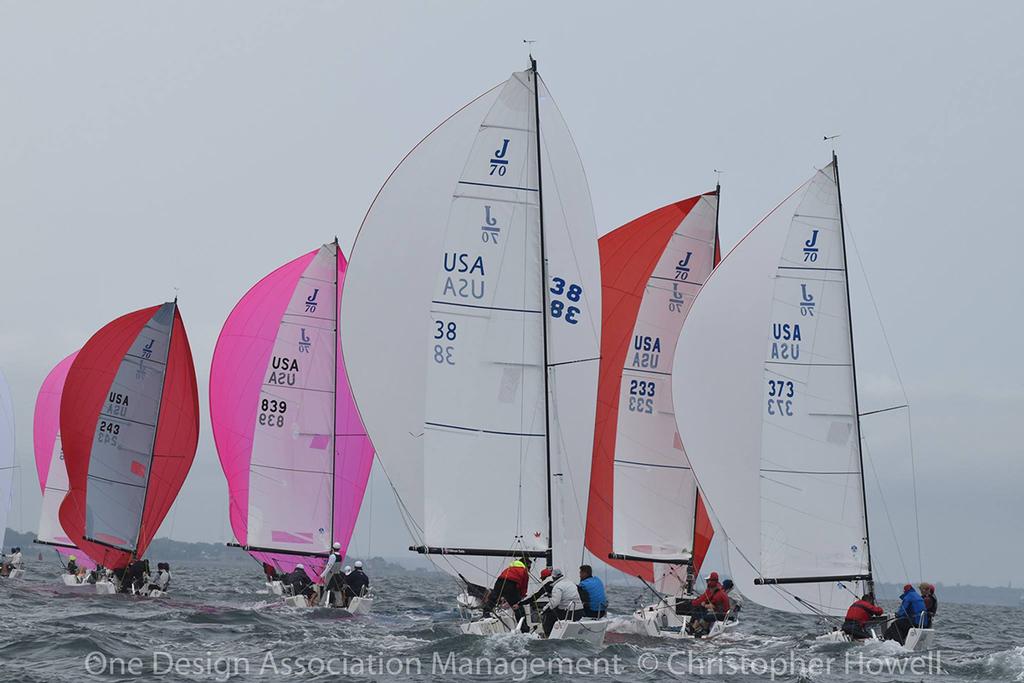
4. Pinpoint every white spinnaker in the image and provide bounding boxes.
[247,245,337,555]
[0,371,13,550]
[37,431,71,545]
[342,84,504,585]
[673,163,868,616]
[612,195,718,564]
[342,69,600,588]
